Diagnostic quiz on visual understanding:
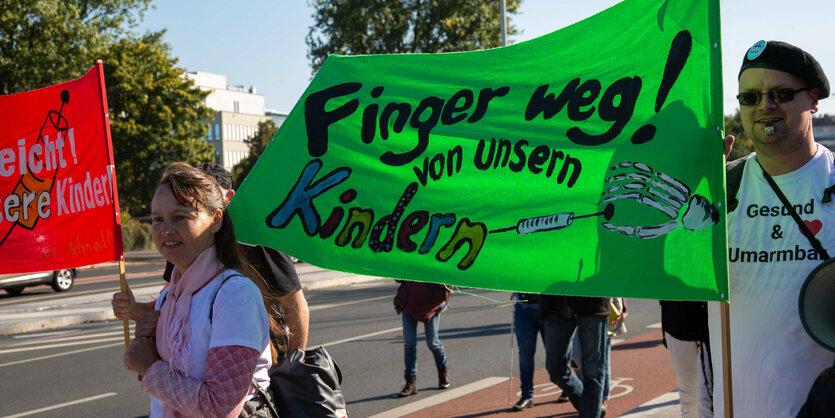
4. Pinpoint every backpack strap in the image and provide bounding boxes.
[209,272,245,323]
[158,272,245,323]
[726,157,747,213]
